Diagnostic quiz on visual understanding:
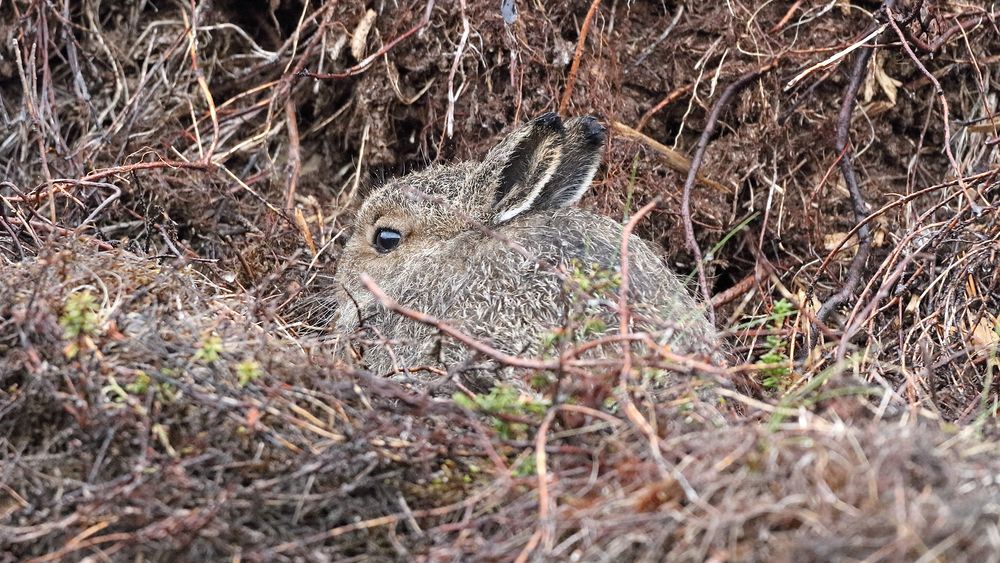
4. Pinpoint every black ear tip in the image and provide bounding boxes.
[534,112,564,130]
[578,116,607,145]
